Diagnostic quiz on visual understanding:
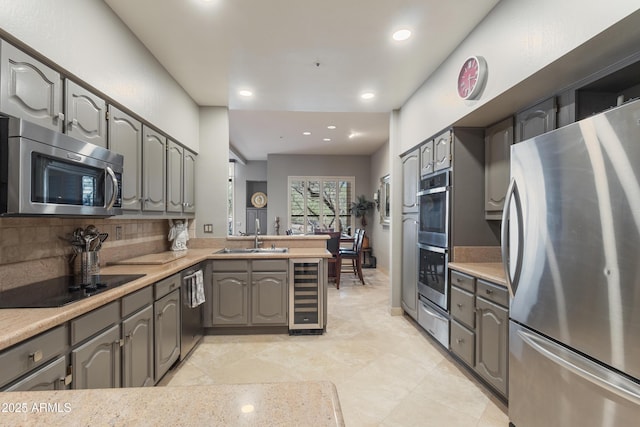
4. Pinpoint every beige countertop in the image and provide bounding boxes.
[0,381,344,426]
[0,247,331,351]
[448,262,507,287]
